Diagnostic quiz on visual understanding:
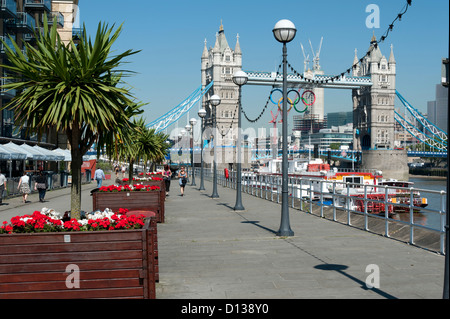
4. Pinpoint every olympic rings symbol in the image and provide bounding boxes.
[269,89,316,114]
